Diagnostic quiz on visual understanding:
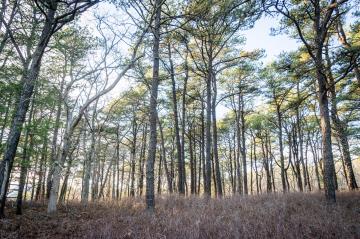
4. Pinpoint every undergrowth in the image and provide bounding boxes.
[0,192,359,238]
